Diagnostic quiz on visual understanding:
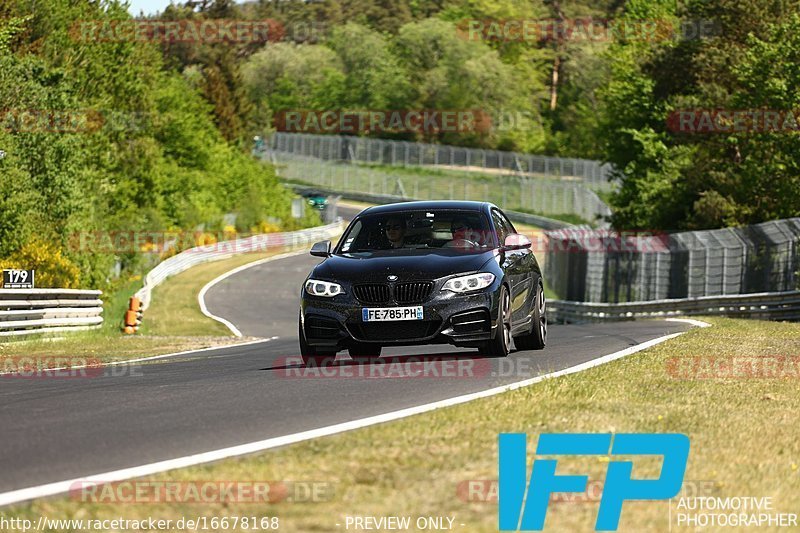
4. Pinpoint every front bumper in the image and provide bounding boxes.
[301,288,500,349]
